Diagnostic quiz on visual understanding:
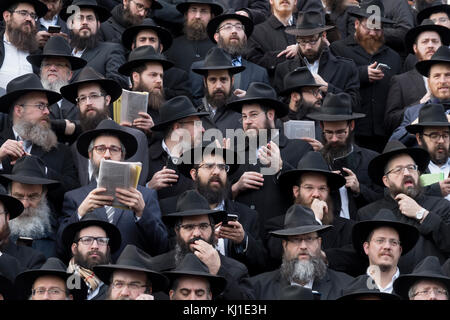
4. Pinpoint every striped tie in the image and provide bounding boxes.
[105,205,115,224]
